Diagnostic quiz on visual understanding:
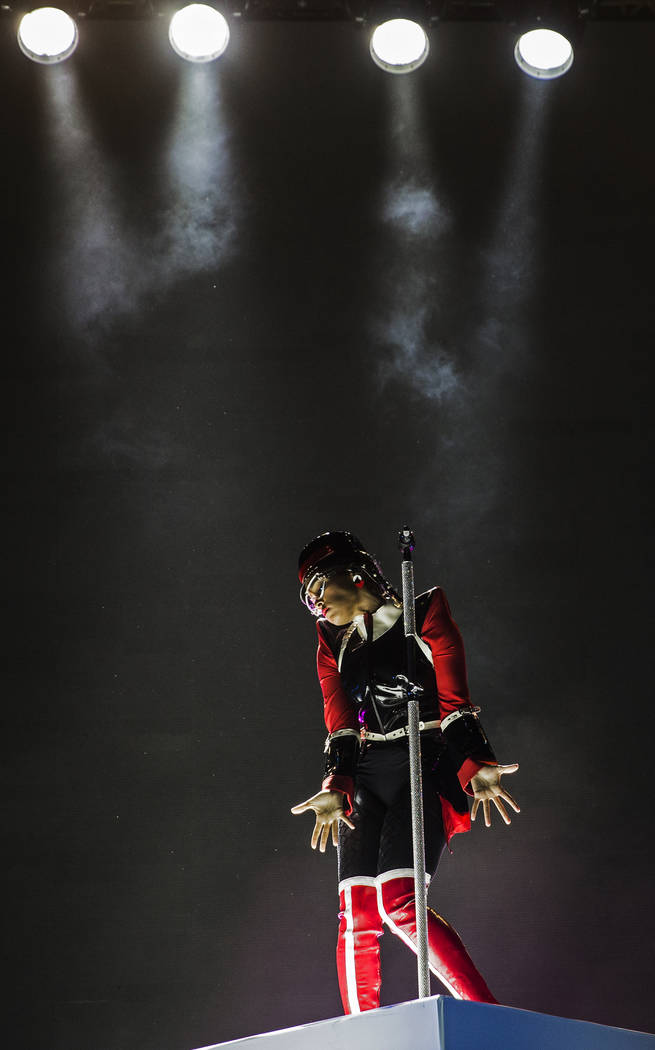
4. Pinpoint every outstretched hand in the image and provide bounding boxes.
[470,763,520,828]
[291,790,356,852]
